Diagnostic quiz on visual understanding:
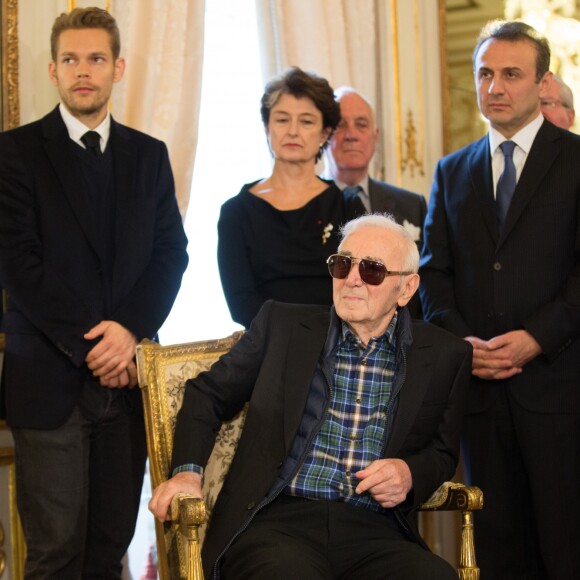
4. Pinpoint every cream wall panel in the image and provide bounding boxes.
[18,0,108,124]
[377,0,444,199]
